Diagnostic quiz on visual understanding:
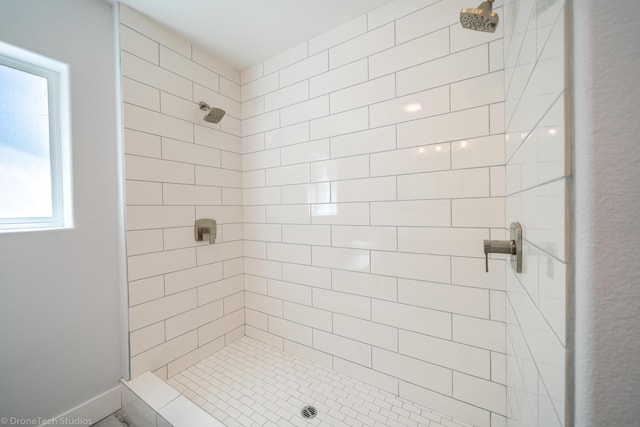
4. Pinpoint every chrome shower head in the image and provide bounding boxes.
[199,101,226,124]
[460,0,499,33]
